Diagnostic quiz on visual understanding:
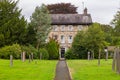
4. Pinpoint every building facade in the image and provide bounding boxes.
[48,8,92,59]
